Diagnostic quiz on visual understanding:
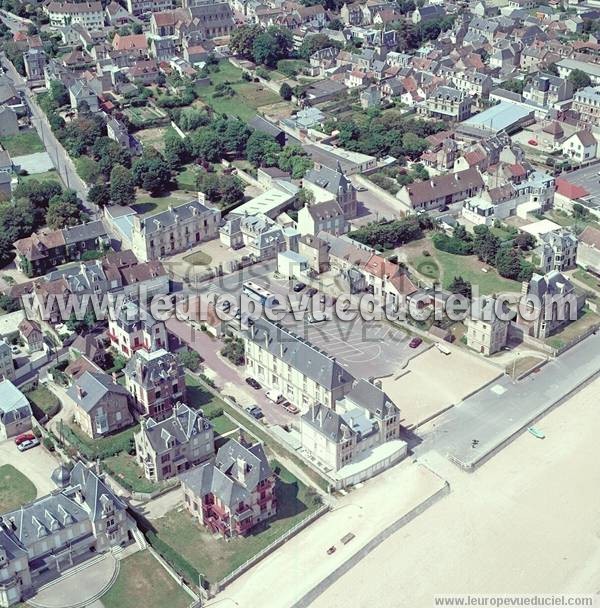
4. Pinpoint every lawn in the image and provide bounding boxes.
[25,386,60,421]
[135,127,168,152]
[19,169,62,185]
[175,163,199,190]
[133,189,191,216]
[413,255,440,280]
[572,268,600,293]
[546,309,600,350]
[103,452,175,494]
[183,250,212,266]
[101,550,191,608]
[195,60,282,121]
[0,464,36,513]
[151,462,320,583]
[60,422,138,460]
[0,129,44,156]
